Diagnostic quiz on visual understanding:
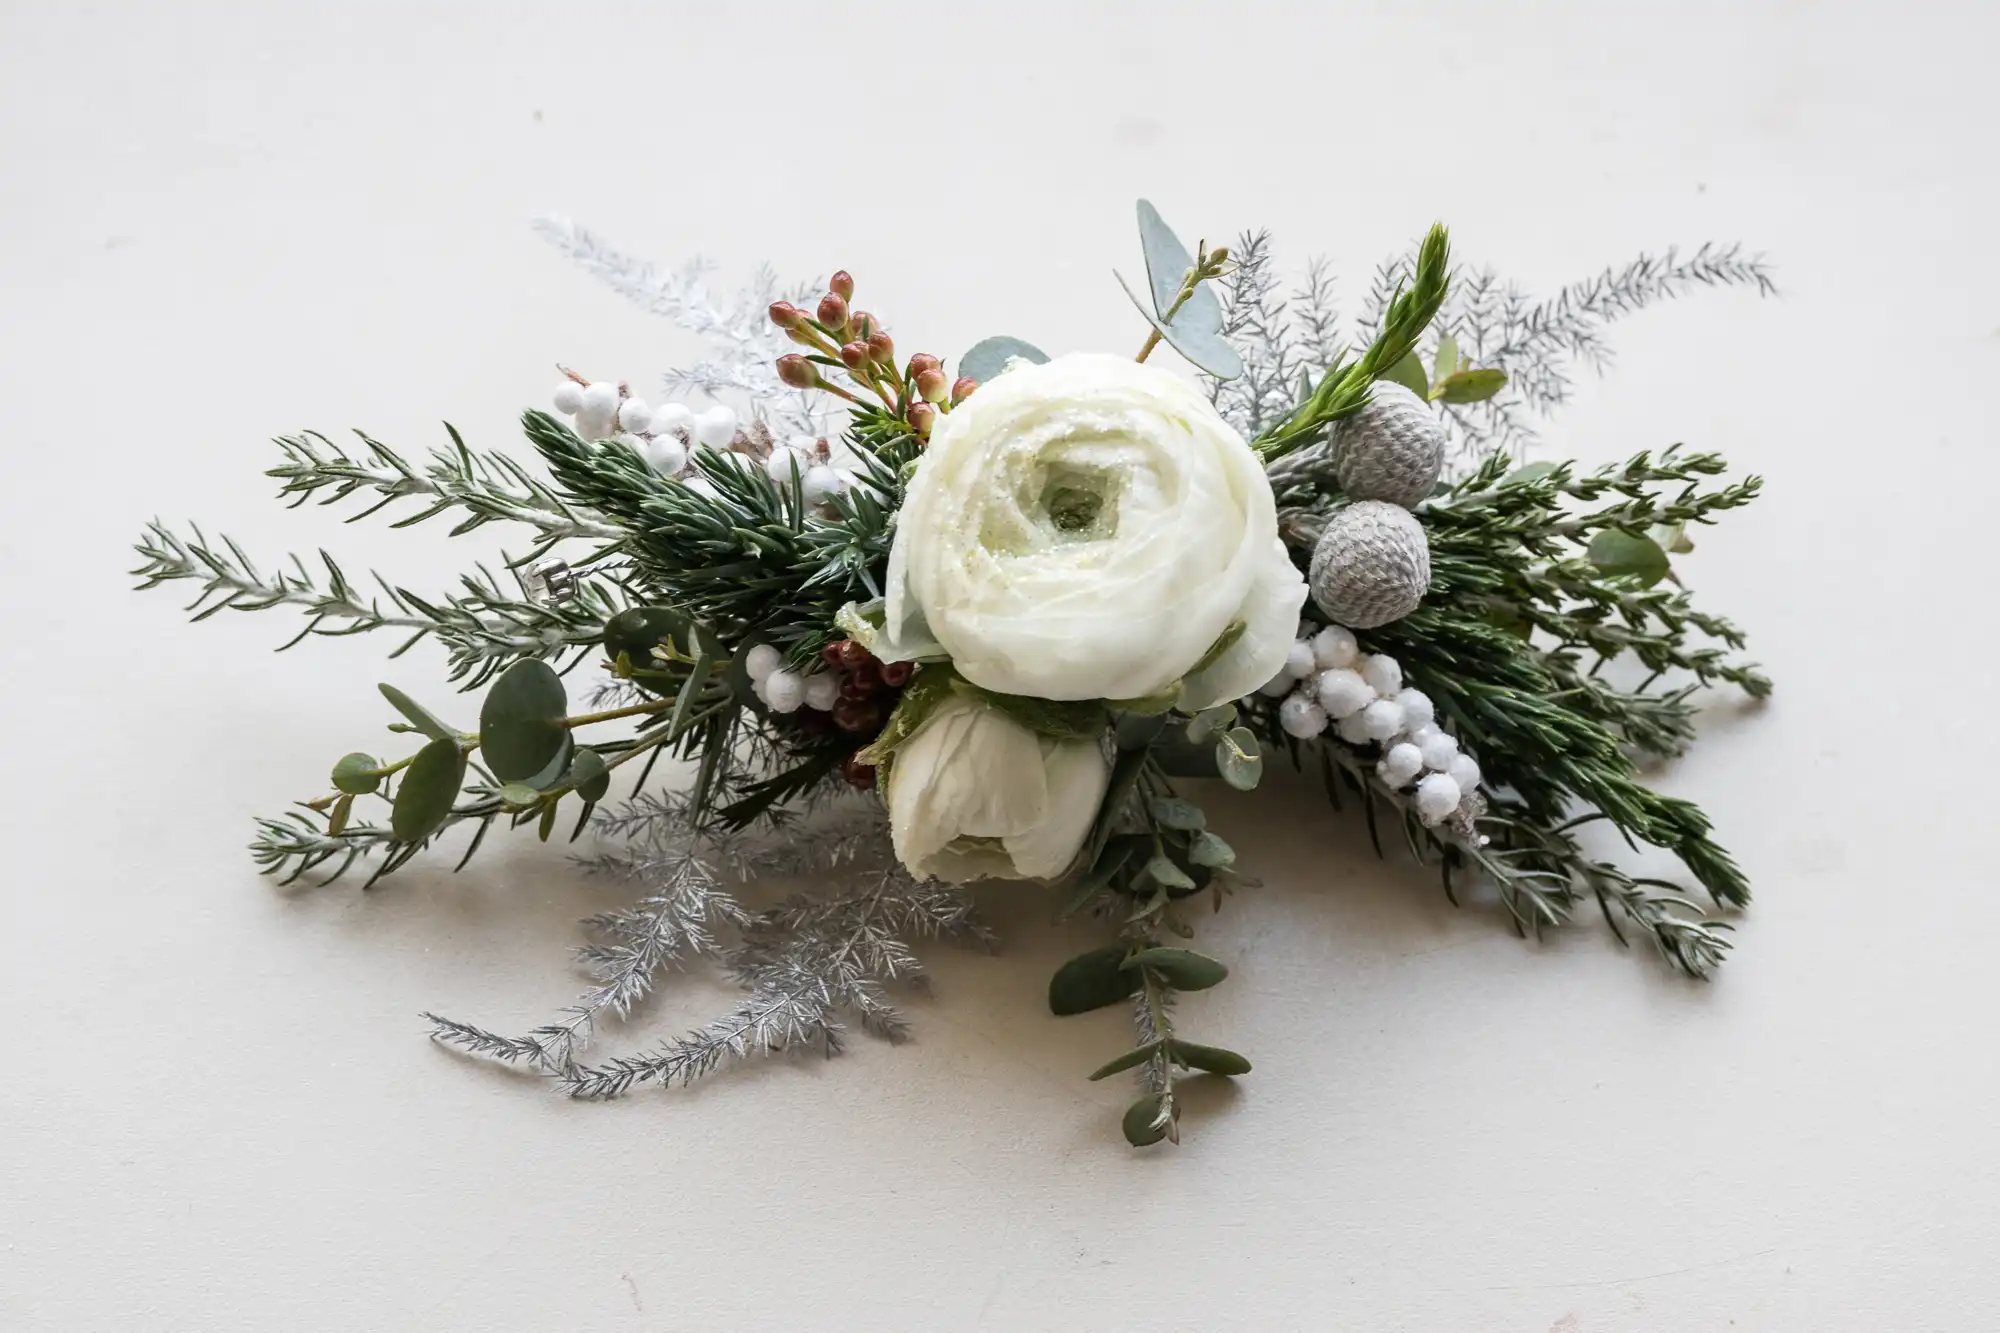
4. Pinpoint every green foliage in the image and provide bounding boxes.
[1048,946,1141,1016]
[331,753,382,796]
[958,335,1048,382]
[1256,223,1451,458]
[478,659,569,783]
[392,737,466,841]
[522,407,916,661]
